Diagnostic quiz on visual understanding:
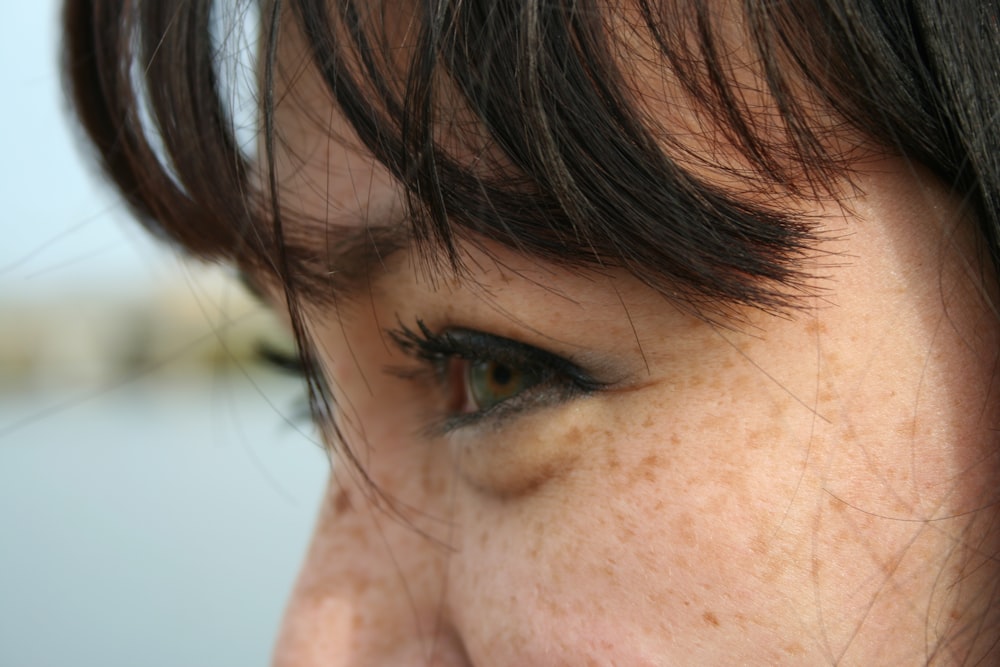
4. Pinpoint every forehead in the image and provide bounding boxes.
[271,65,403,231]
[261,0,876,314]
[266,0,849,209]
